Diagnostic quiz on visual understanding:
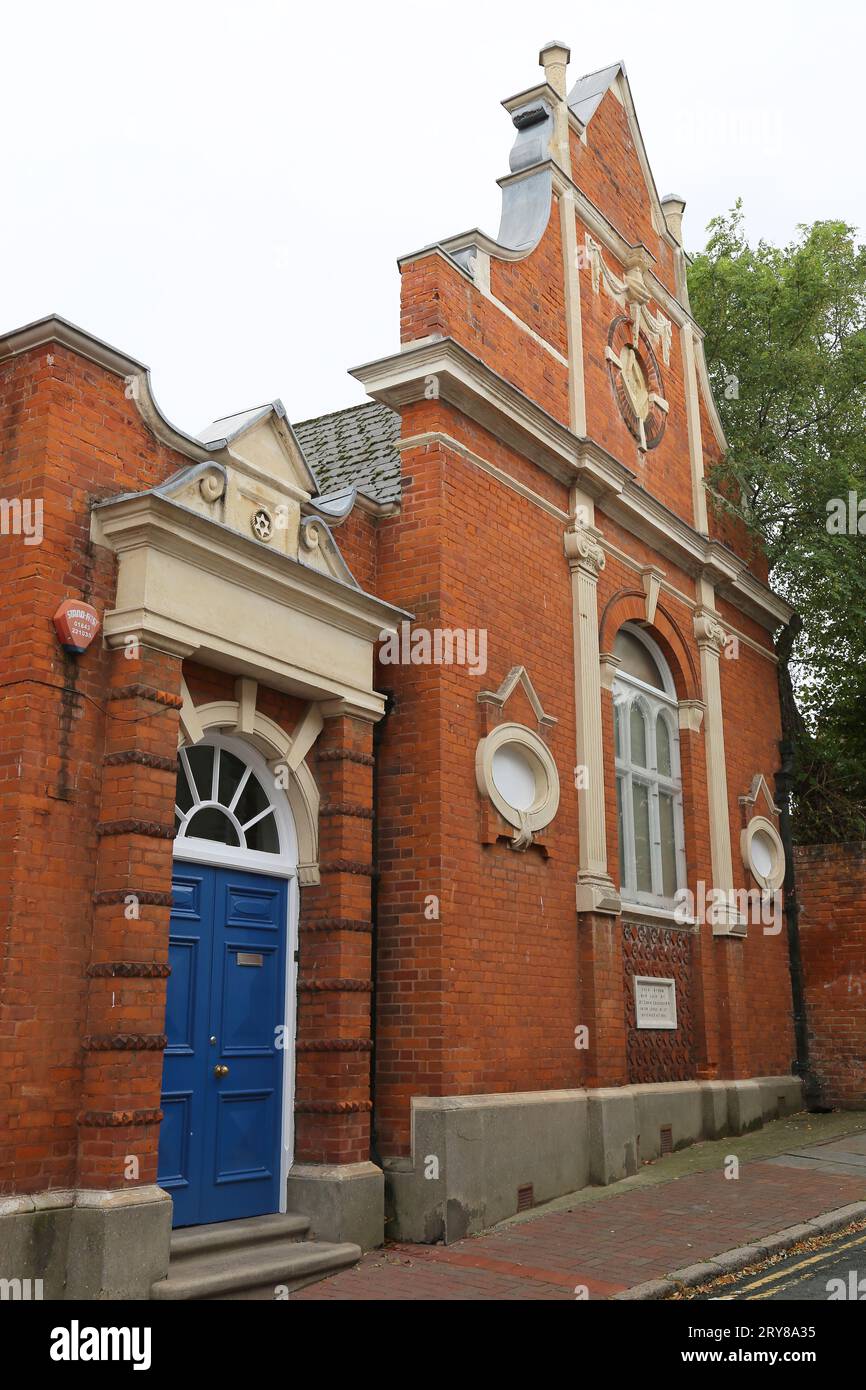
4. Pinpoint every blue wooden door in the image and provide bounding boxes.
[158,862,288,1227]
